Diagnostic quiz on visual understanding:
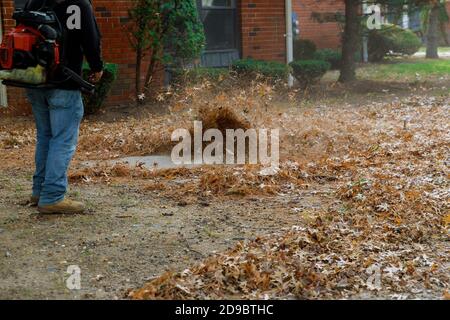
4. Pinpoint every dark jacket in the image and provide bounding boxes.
[25,0,104,90]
